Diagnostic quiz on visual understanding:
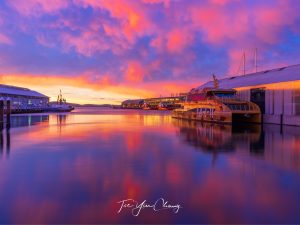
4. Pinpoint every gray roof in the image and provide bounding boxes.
[196,64,300,90]
[122,99,143,104]
[0,84,49,98]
